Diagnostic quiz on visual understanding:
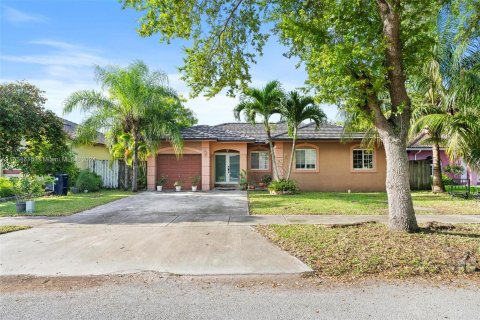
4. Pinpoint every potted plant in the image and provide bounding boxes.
[239,170,248,190]
[191,176,201,192]
[12,176,45,214]
[14,185,26,214]
[174,180,183,192]
[12,177,28,213]
[156,175,168,191]
[260,174,272,188]
[248,181,256,190]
